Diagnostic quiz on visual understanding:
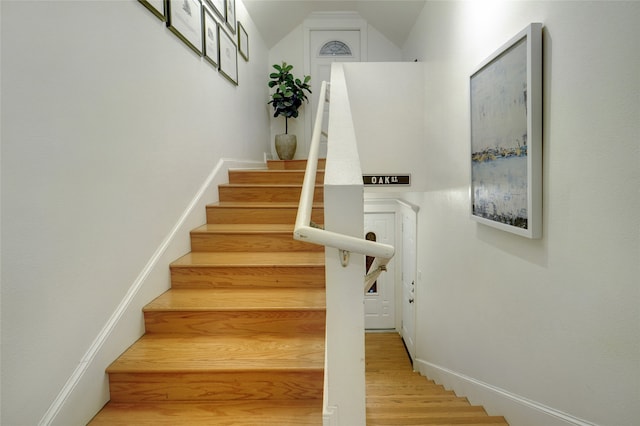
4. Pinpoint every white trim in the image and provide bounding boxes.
[415,358,601,426]
[323,405,339,426]
[363,198,419,334]
[38,158,264,425]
